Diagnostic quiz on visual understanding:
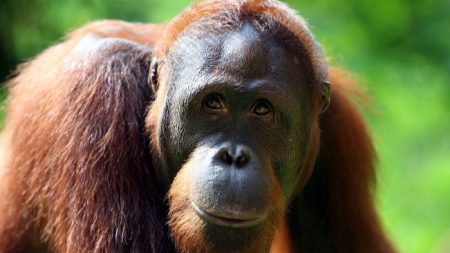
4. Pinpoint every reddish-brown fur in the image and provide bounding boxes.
[0,1,395,252]
[0,21,174,253]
